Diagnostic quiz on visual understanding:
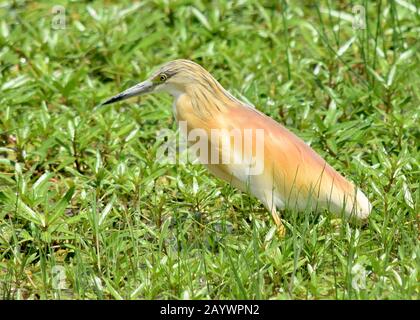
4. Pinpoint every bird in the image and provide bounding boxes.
[102,59,372,236]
